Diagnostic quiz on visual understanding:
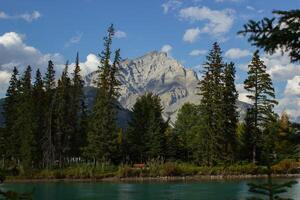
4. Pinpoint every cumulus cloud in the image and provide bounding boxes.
[162,0,182,14]
[189,49,207,56]
[65,32,83,47]
[0,32,65,96]
[183,28,201,43]
[161,44,173,55]
[284,76,300,97]
[115,30,127,39]
[225,48,251,59]
[180,6,235,41]
[0,10,41,22]
[236,83,252,104]
[69,54,99,76]
[262,51,300,81]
